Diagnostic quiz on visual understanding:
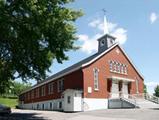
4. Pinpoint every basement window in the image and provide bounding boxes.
[59,102,62,109]
[67,96,71,104]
